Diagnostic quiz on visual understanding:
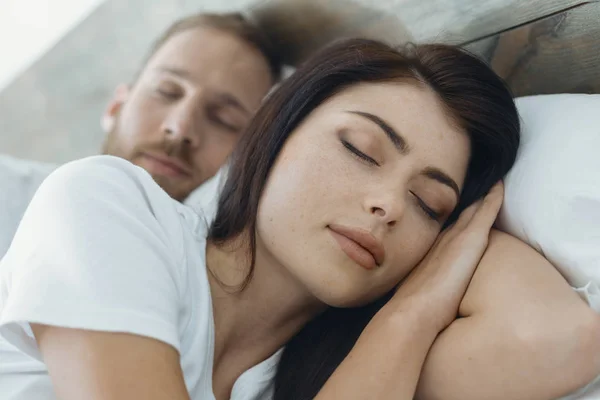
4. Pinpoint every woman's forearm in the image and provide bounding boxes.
[415,230,600,400]
[315,305,438,400]
[415,311,600,400]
